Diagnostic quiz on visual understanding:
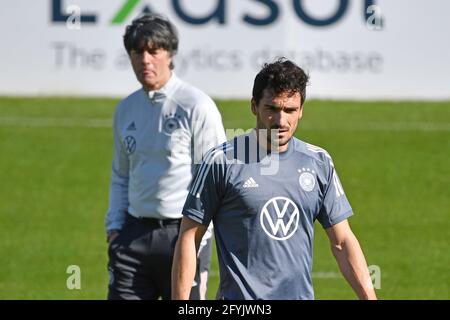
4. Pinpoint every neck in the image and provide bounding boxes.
[144,71,172,92]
